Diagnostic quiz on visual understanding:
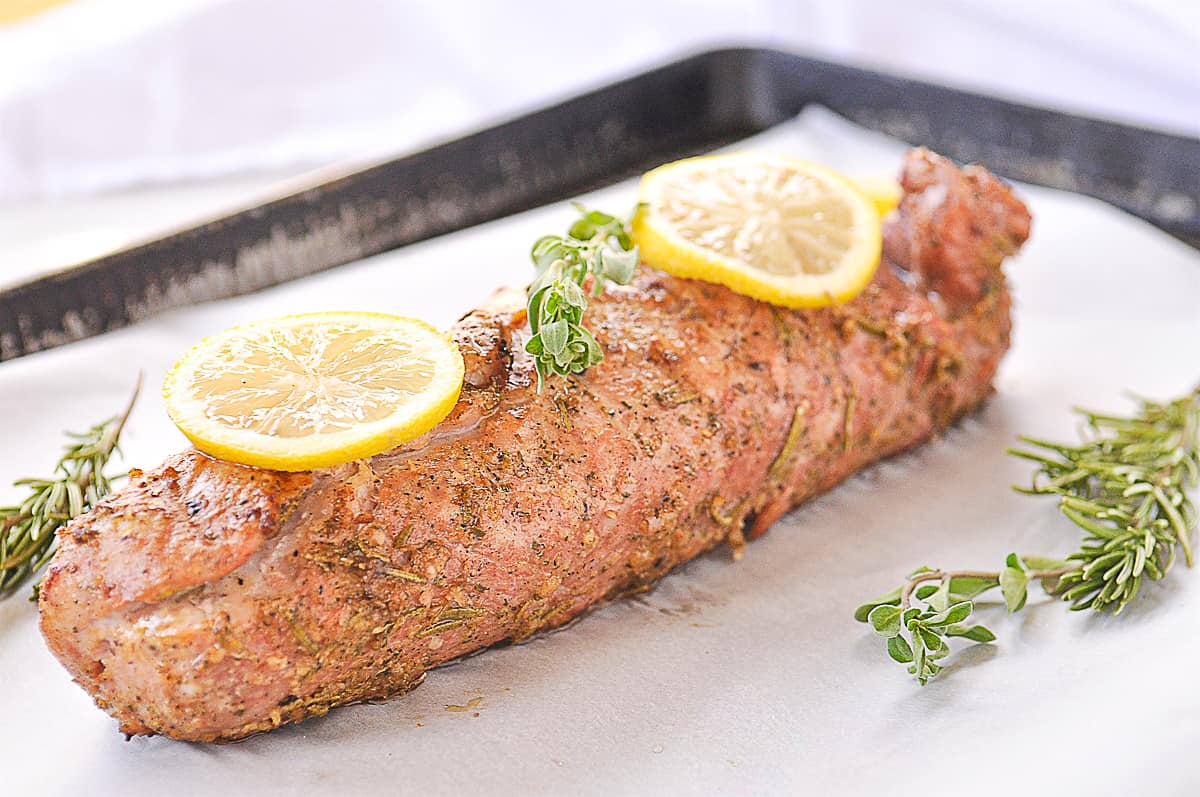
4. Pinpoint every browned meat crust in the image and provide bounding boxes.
[39,149,1030,741]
